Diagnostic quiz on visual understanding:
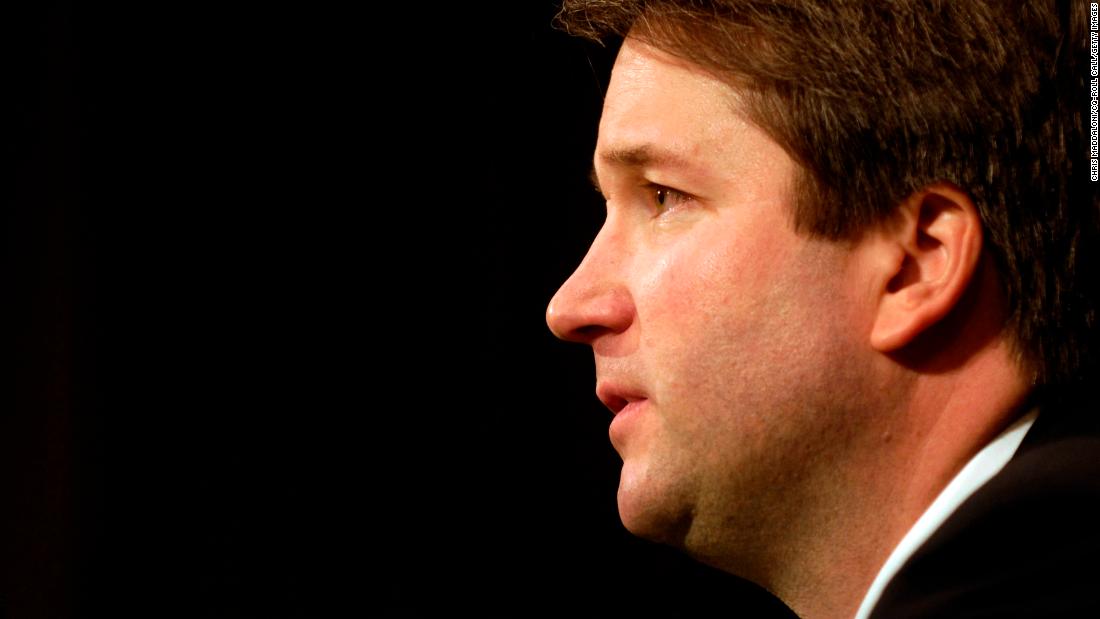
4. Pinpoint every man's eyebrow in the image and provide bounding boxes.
[599,144,690,169]
[590,144,695,195]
